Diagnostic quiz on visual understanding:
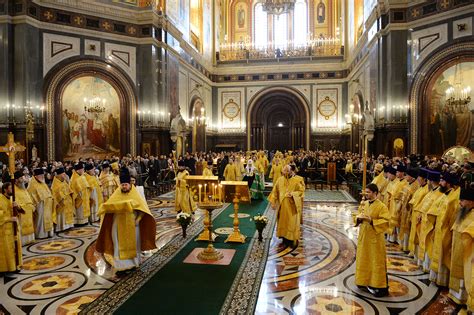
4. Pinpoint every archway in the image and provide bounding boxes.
[247,87,310,150]
[44,60,136,161]
[409,42,474,154]
[349,92,363,154]
[190,97,206,152]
